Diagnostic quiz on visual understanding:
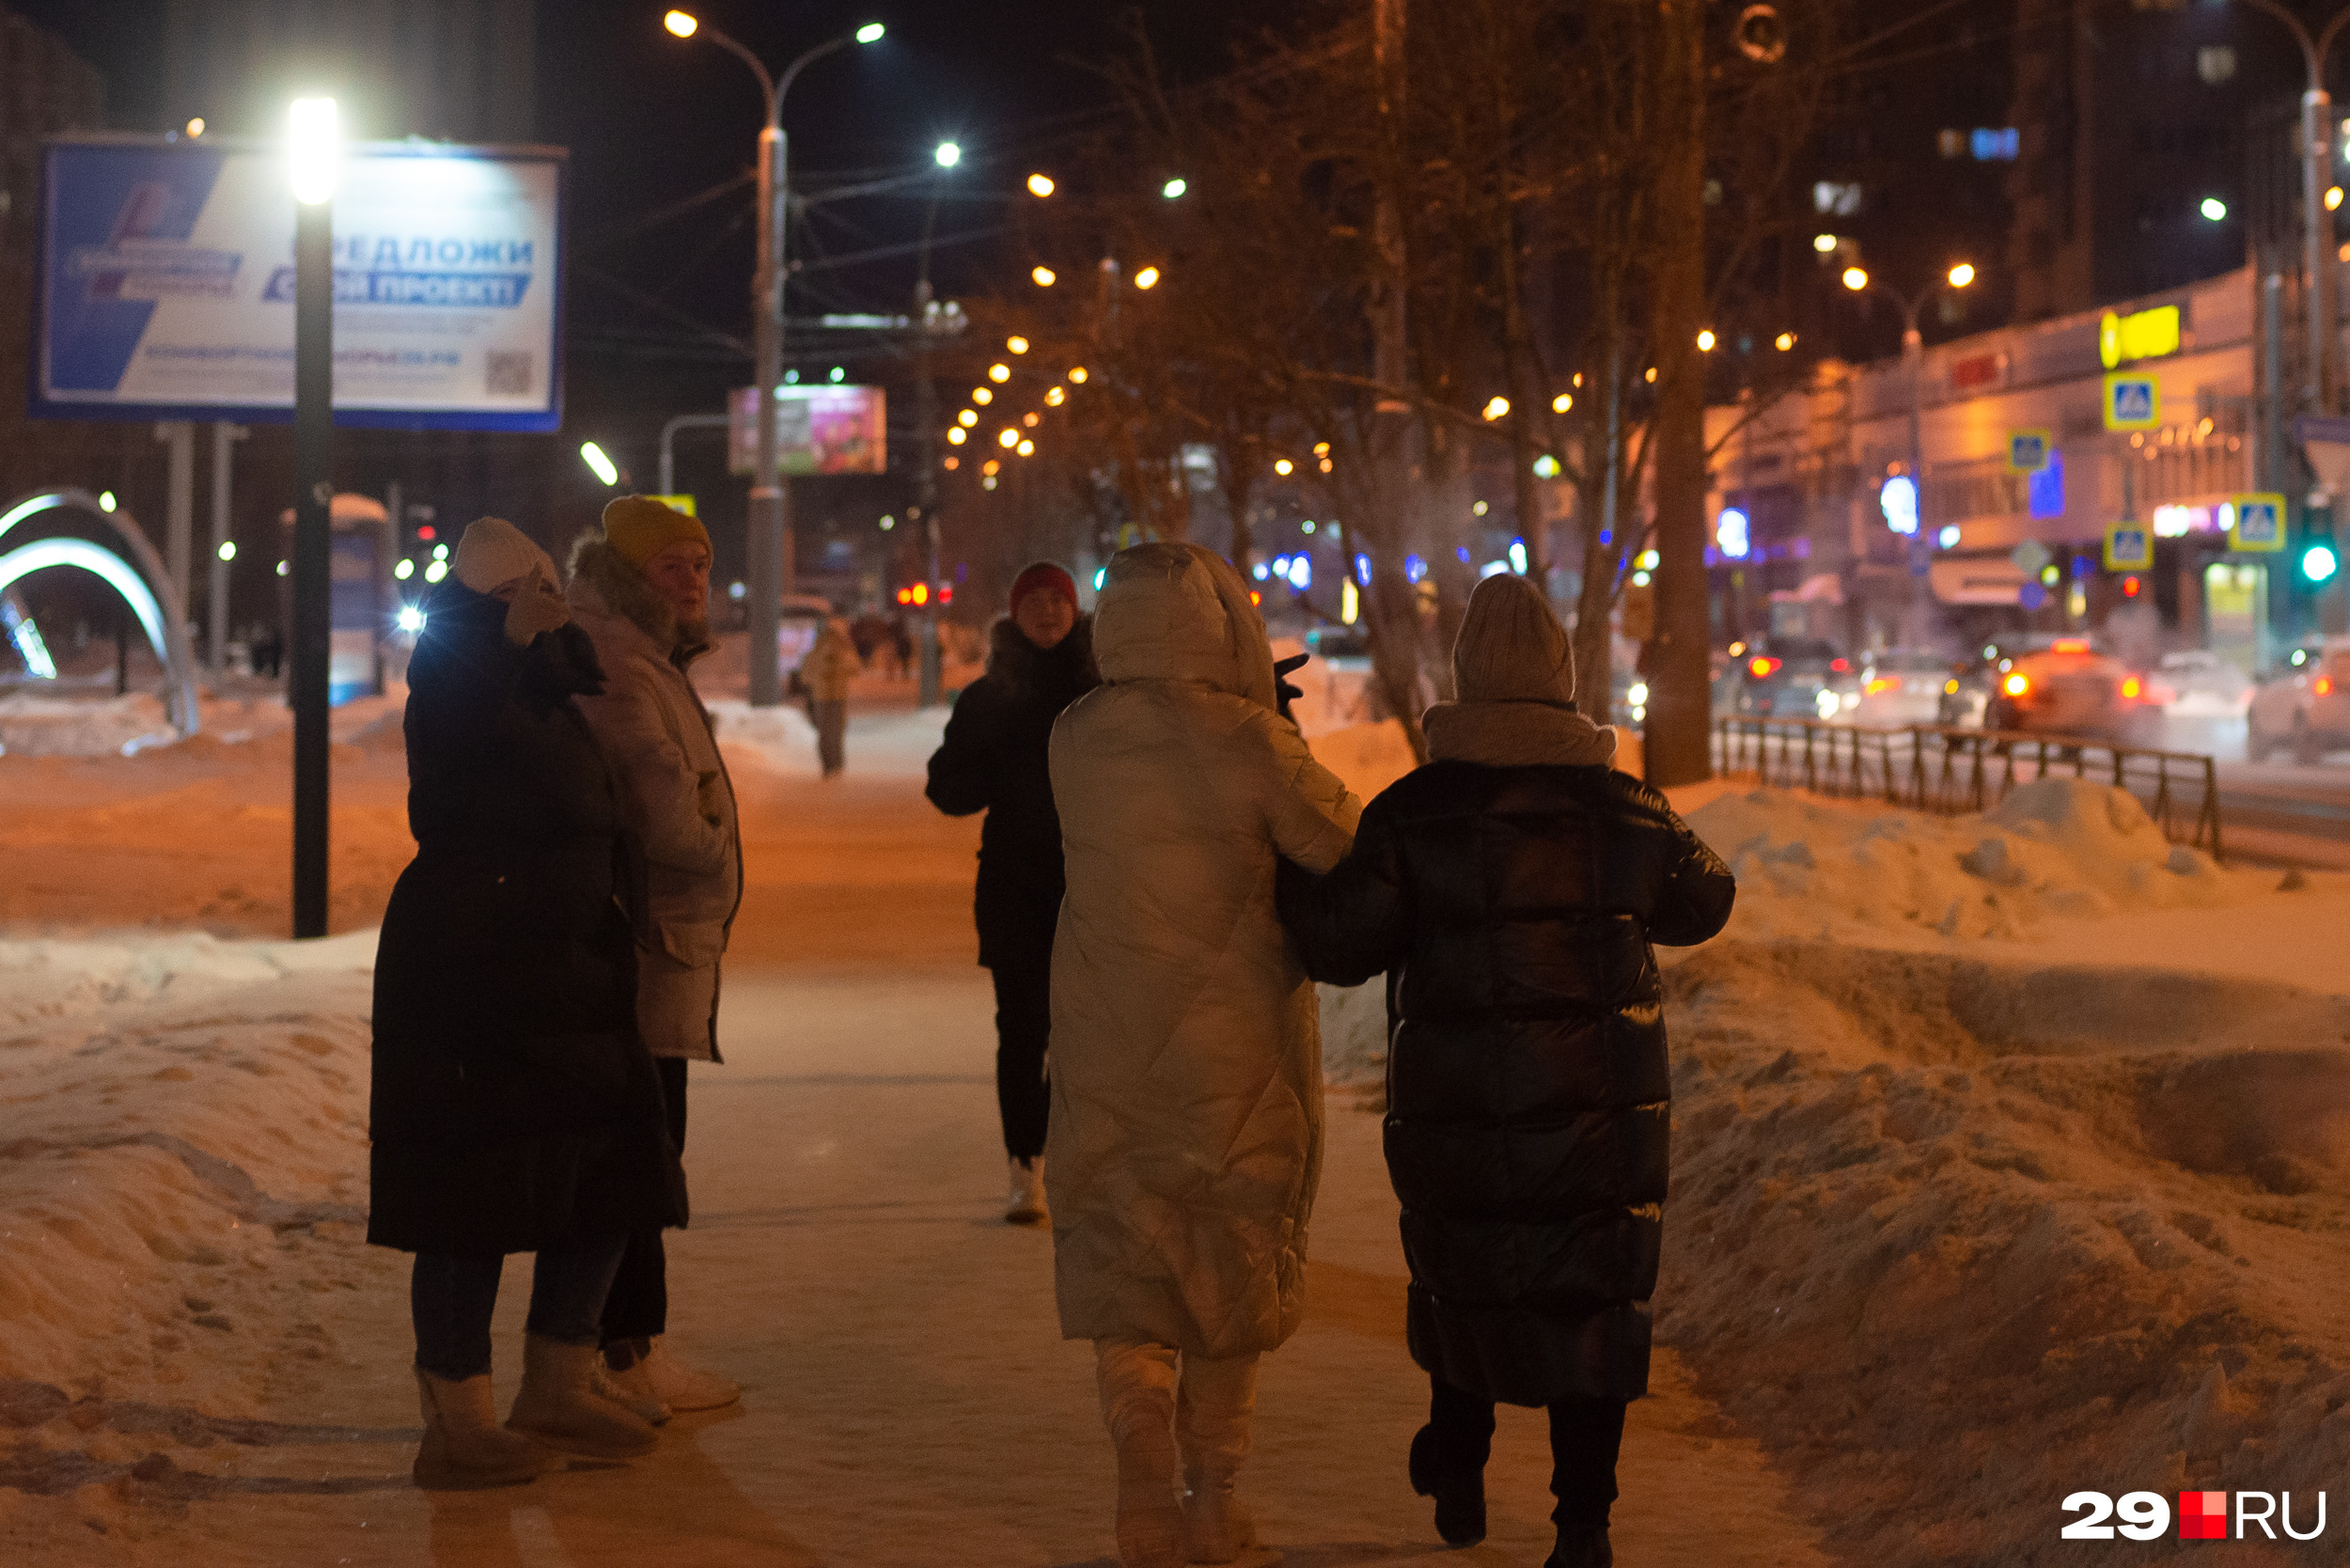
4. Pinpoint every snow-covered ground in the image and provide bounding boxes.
[3,674,2346,1564]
